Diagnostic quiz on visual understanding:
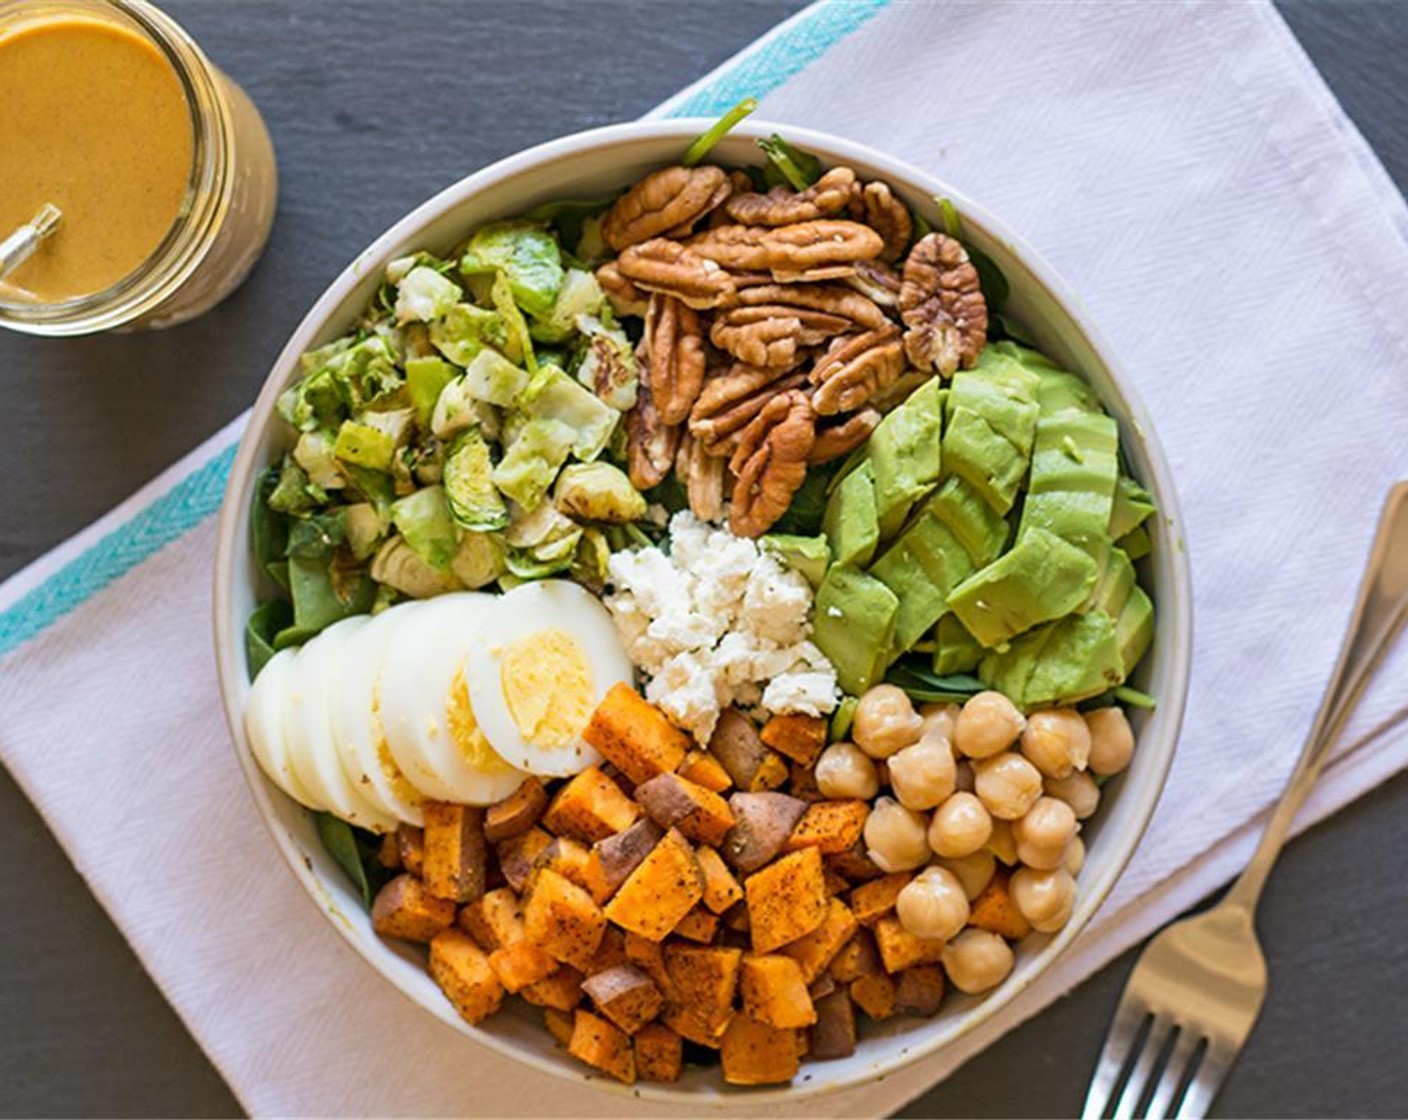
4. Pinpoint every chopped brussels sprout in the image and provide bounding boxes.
[463,348,530,408]
[334,419,397,472]
[505,498,579,549]
[522,364,620,461]
[389,485,458,569]
[267,457,324,516]
[384,251,452,286]
[405,356,456,428]
[429,302,509,367]
[292,430,344,490]
[571,527,612,591]
[370,536,460,599]
[450,530,506,589]
[276,367,343,433]
[531,268,606,343]
[553,462,647,523]
[491,418,576,509]
[395,266,461,324]
[360,406,416,448]
[444,429,508,531]
[459,220,564,319]
[343,502,385,561]
[491,271,535,371]
[574,315,639,411]
[431,376,496,441]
